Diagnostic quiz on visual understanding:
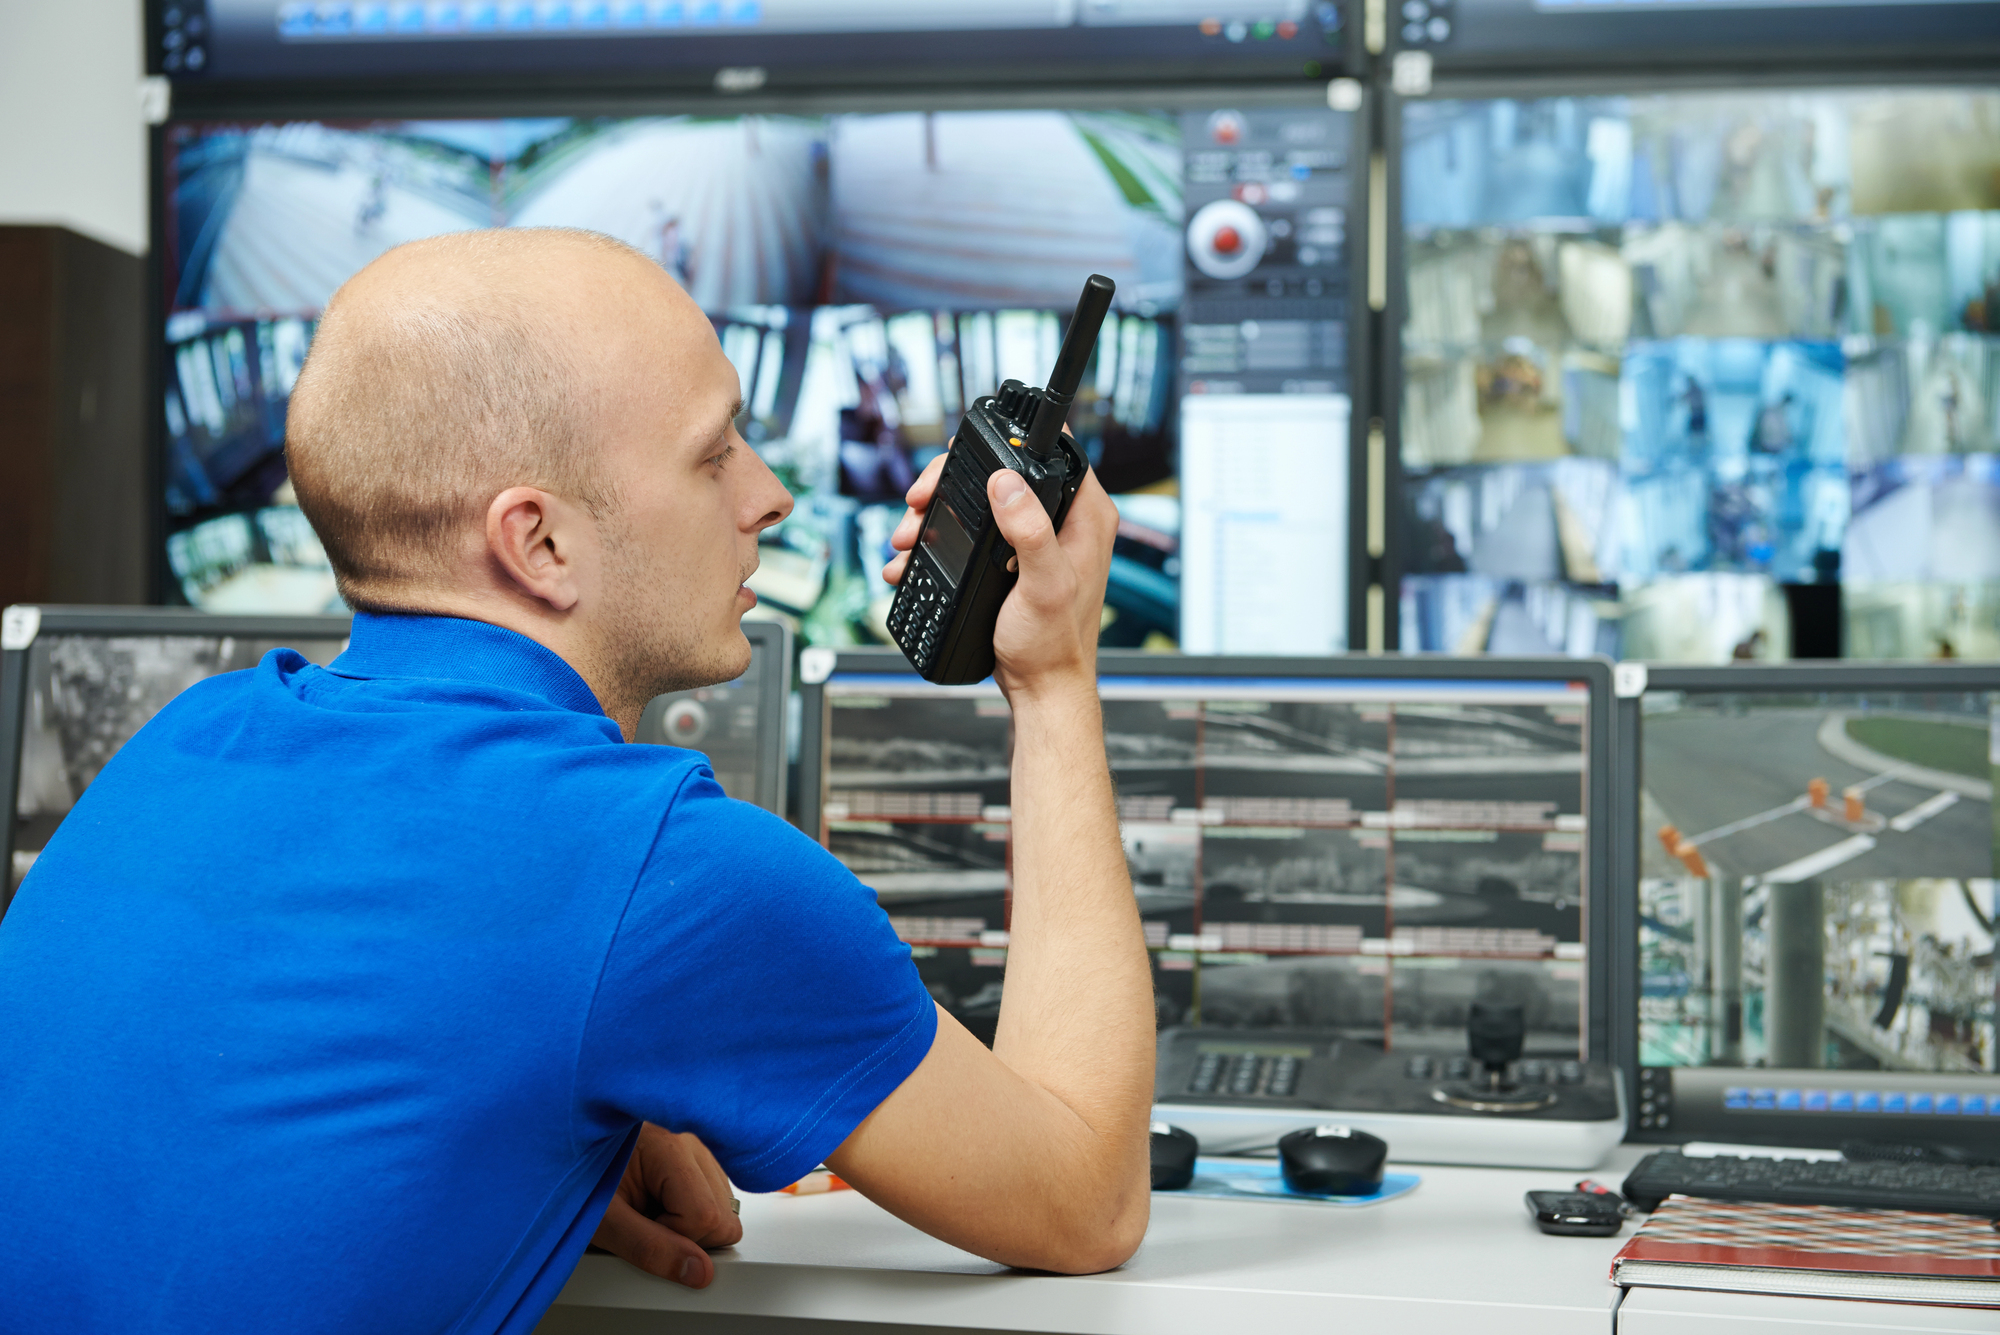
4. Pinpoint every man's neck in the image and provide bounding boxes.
[352,586,640,739]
